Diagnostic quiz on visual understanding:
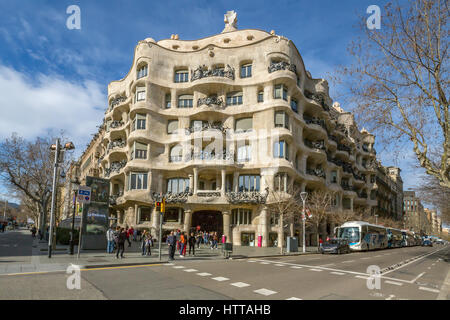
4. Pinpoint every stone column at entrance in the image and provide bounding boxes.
[259,207,269,247]
[222,211,231,243]
[184,210,192,233]
[193,168,198,195]
[221,169,226,197]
